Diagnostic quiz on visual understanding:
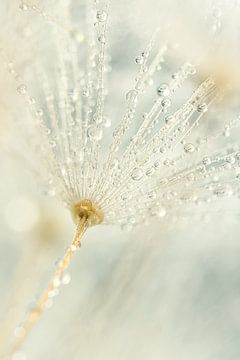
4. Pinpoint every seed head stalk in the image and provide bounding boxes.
[8,215,88,357]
